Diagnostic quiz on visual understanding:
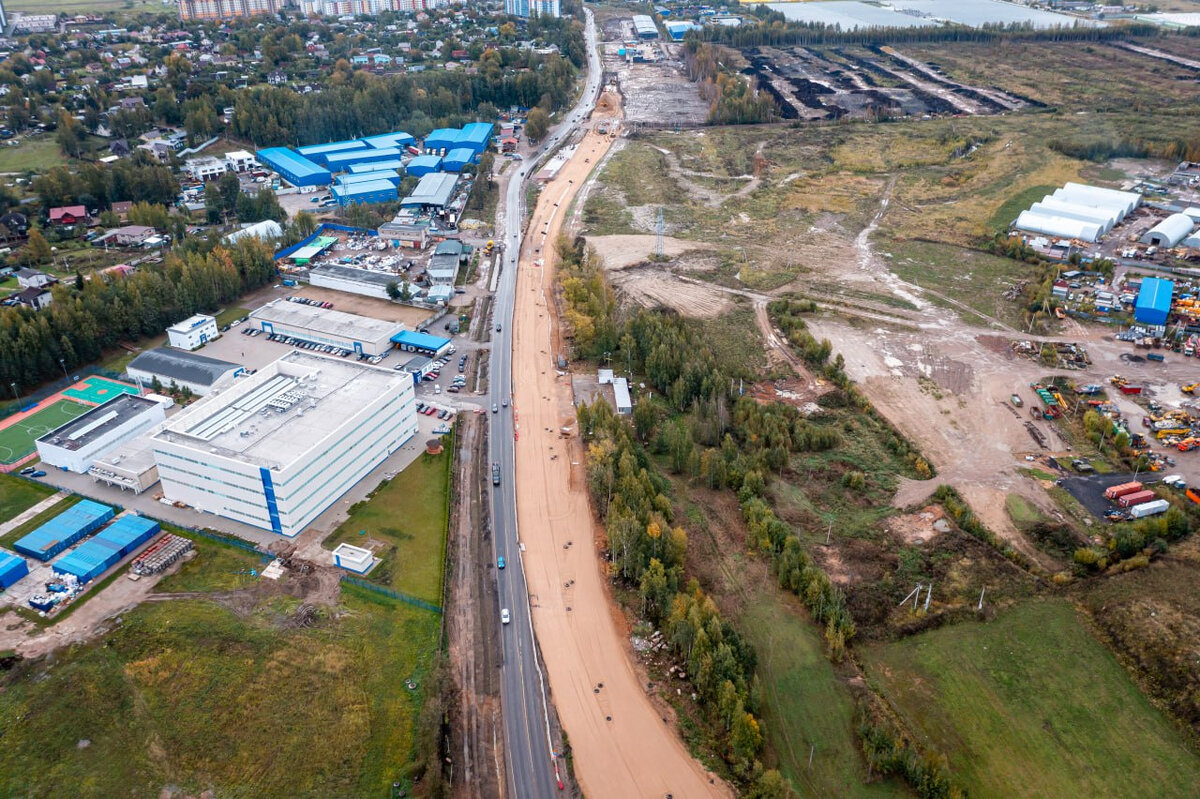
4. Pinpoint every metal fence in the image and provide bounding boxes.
[1,367,128,421]
[340,574,442,614]
[183,525,273,561]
